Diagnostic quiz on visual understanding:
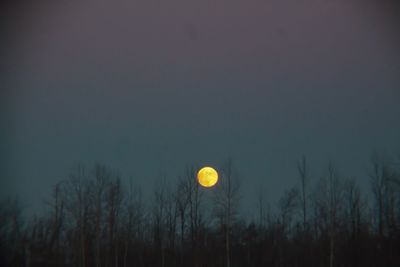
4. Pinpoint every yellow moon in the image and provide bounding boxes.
[197,166,218,188]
